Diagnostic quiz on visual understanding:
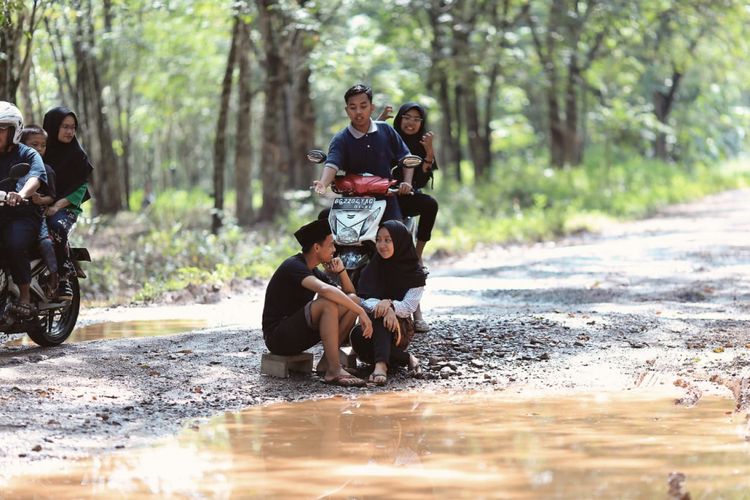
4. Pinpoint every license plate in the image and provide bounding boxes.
[332,197,374,210]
